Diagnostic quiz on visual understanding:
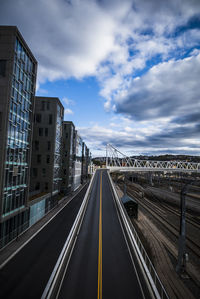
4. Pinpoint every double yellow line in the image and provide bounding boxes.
[97,171,103,299]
